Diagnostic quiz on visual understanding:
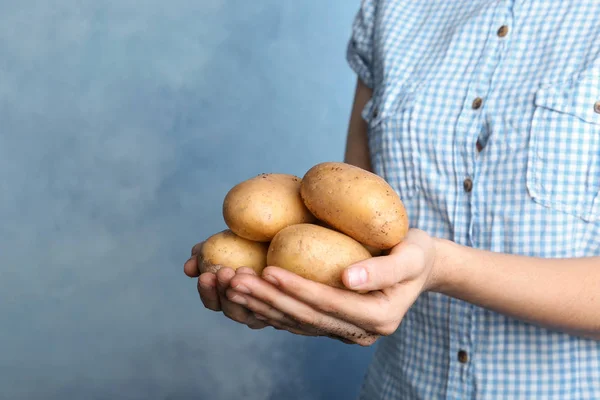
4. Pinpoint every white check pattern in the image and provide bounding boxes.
[346,1,600,399]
